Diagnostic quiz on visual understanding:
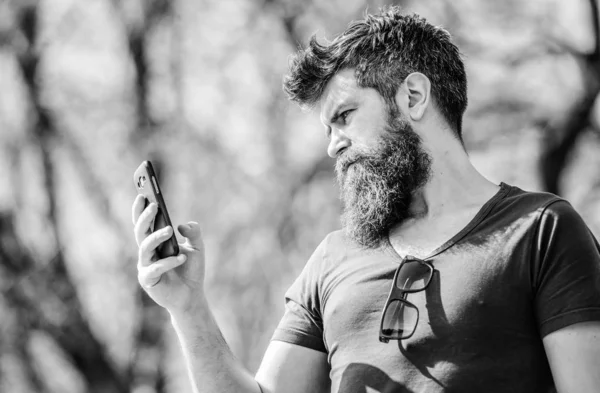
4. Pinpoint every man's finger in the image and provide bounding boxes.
[138,225,174,265]
[138,254,187,288]
[134,202,158,246]
[177,221,204,250]
[132,194,146,226]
